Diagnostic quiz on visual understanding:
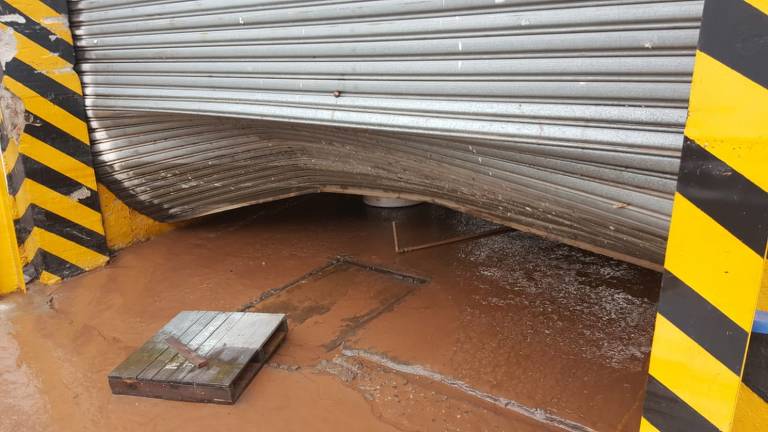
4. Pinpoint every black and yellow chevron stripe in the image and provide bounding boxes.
[734,328,768,430]
[1,69,26,294]
[1,0,107,284]
[641,0,768,430]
